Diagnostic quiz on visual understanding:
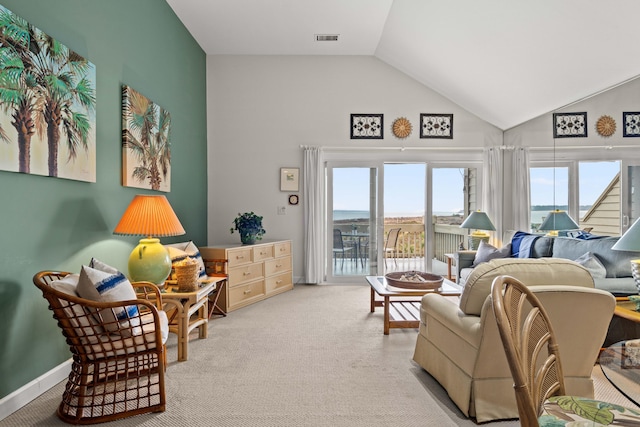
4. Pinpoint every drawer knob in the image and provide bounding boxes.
[237,255,244,259]
[276,280,282,284]
[276,264,282,268]
[244,289,252,295]
[243,271,251,276]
